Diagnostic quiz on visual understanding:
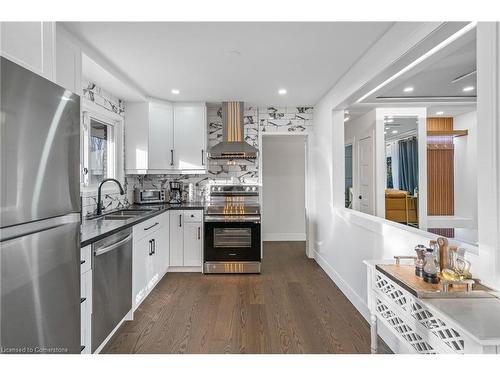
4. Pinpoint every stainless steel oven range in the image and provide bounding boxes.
[204,184,261,274]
